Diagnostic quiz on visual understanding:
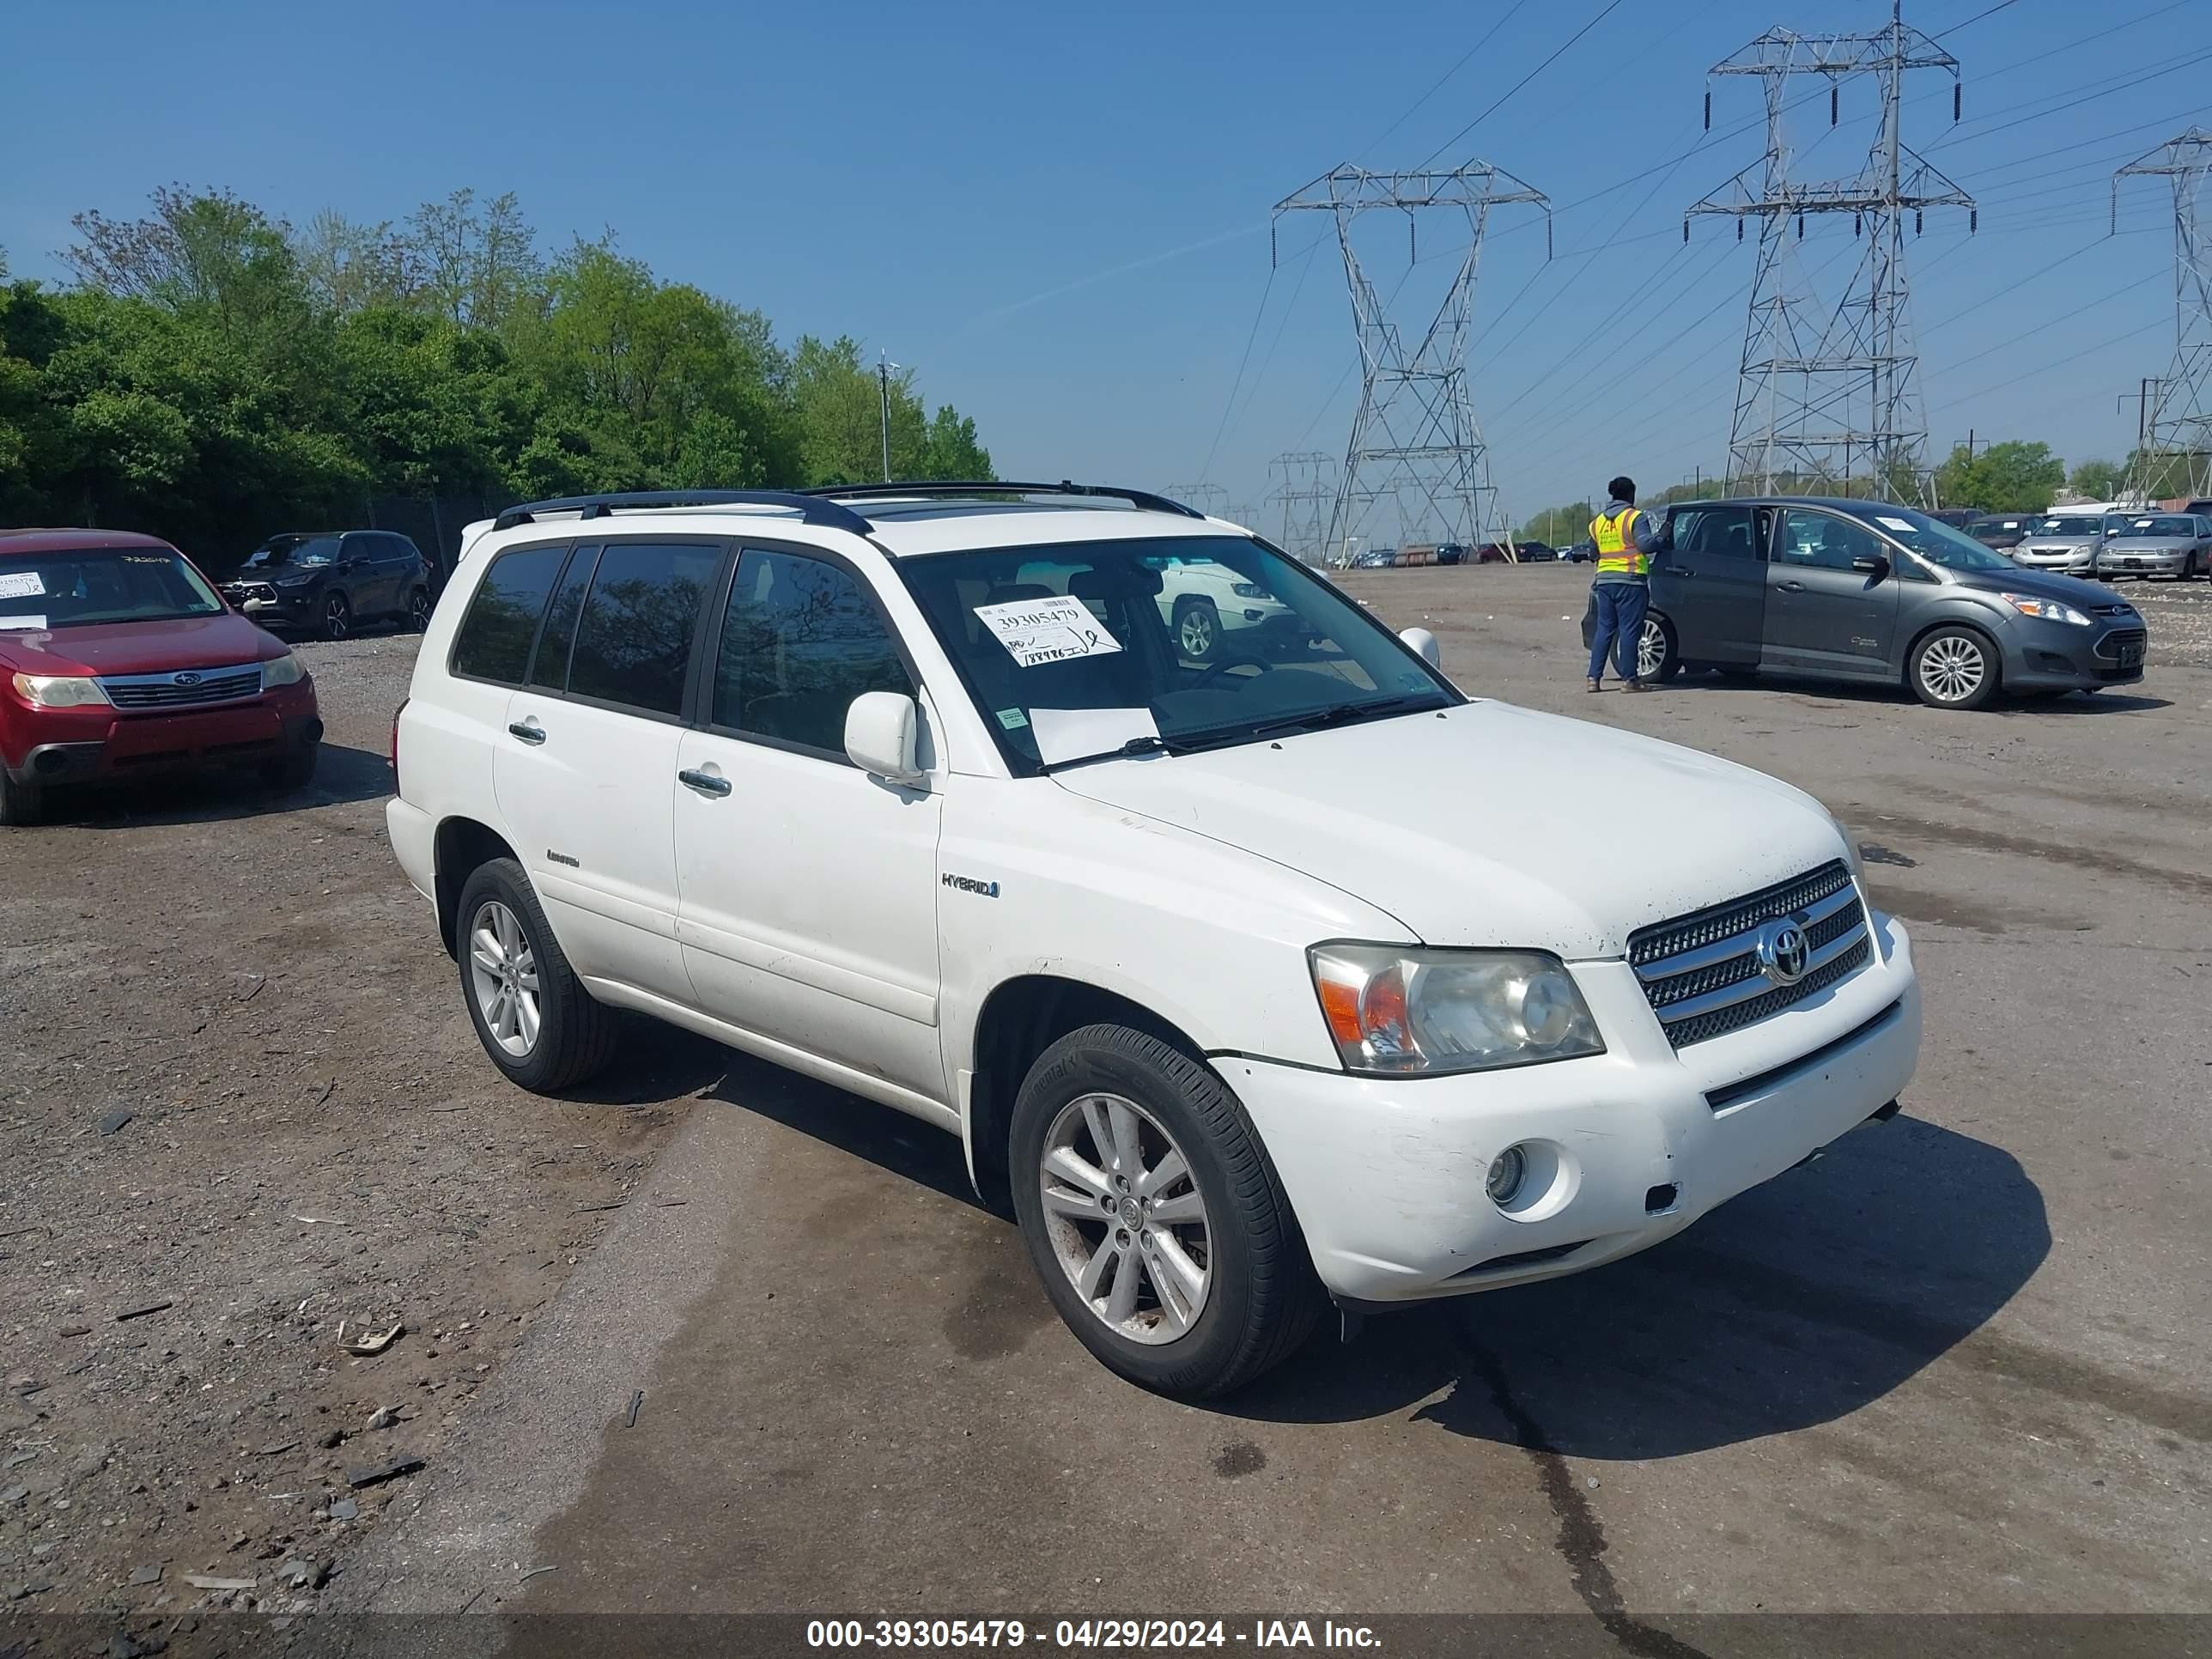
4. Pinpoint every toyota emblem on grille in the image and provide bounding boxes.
[1755,919,1810,986]
[173,672,203,687]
